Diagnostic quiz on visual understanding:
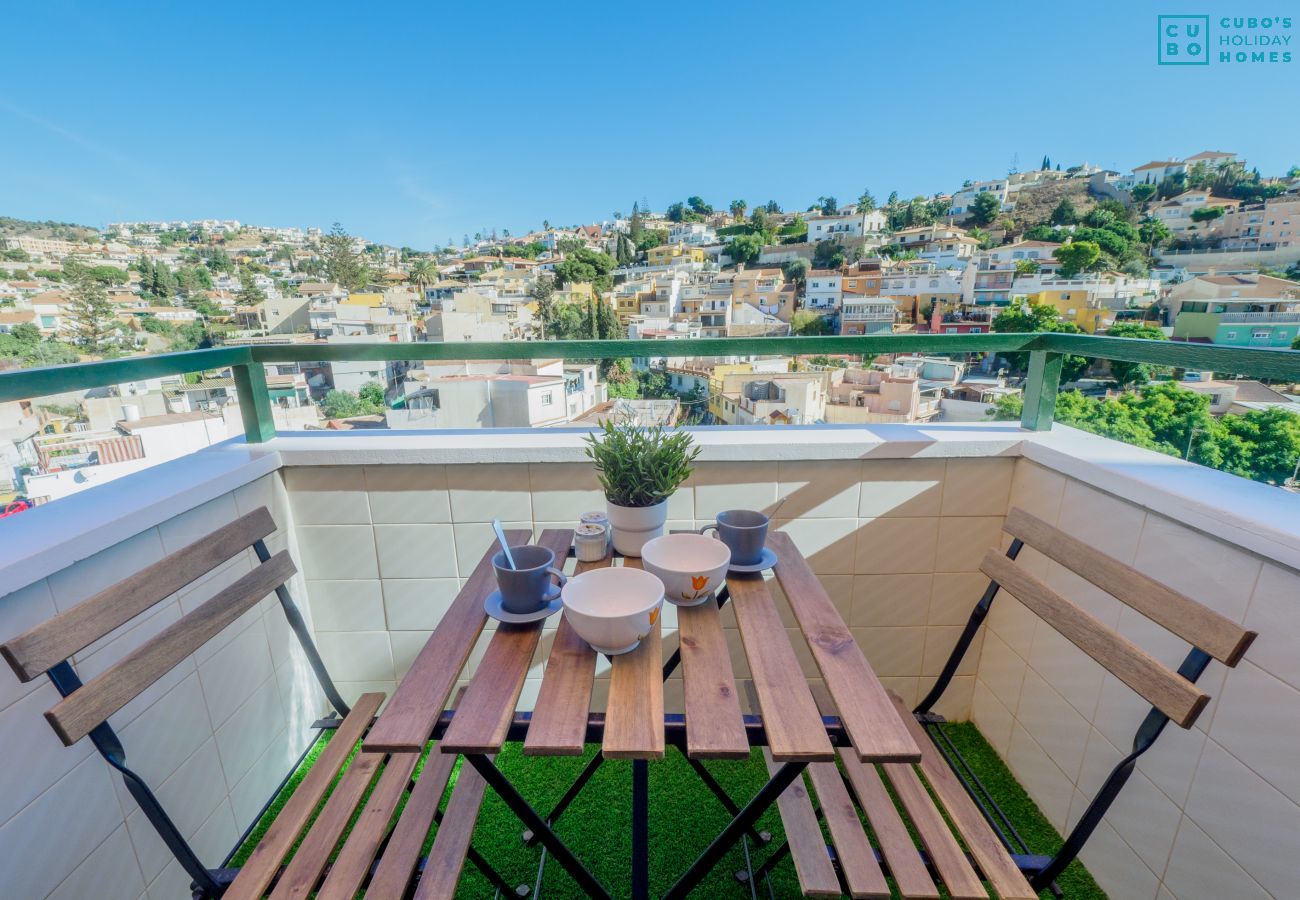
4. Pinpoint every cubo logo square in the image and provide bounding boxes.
[1159,15,1210,64]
